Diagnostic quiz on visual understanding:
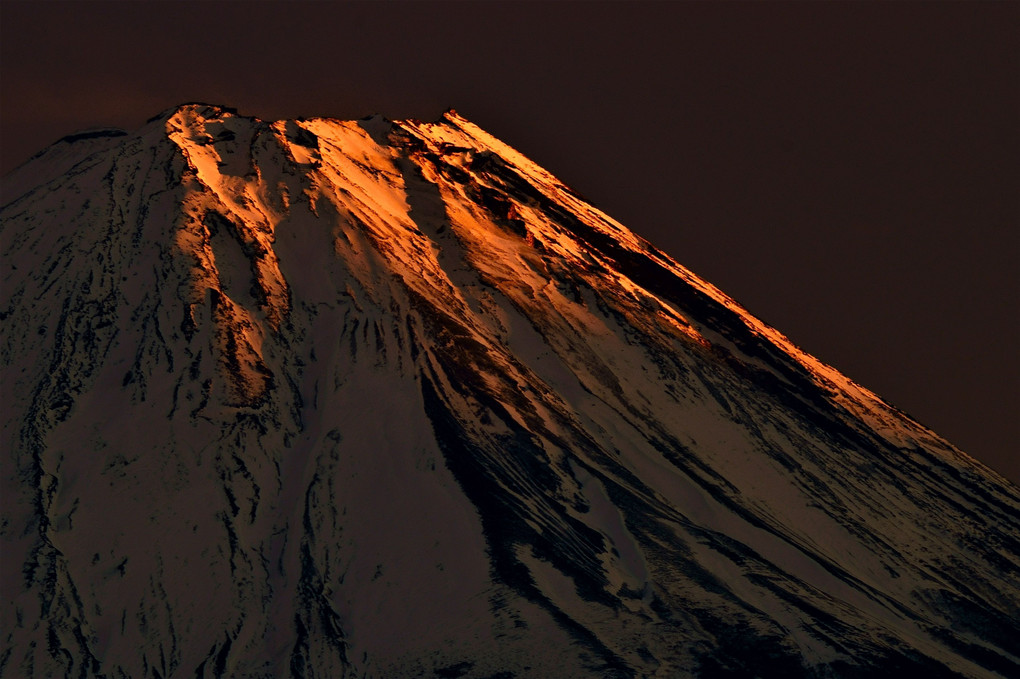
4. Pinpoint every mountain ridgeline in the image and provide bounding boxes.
[2,104,1018,678]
